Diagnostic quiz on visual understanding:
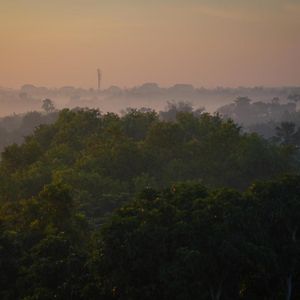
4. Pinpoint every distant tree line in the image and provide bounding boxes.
[0,99,58,152]
[217,96,300,141]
